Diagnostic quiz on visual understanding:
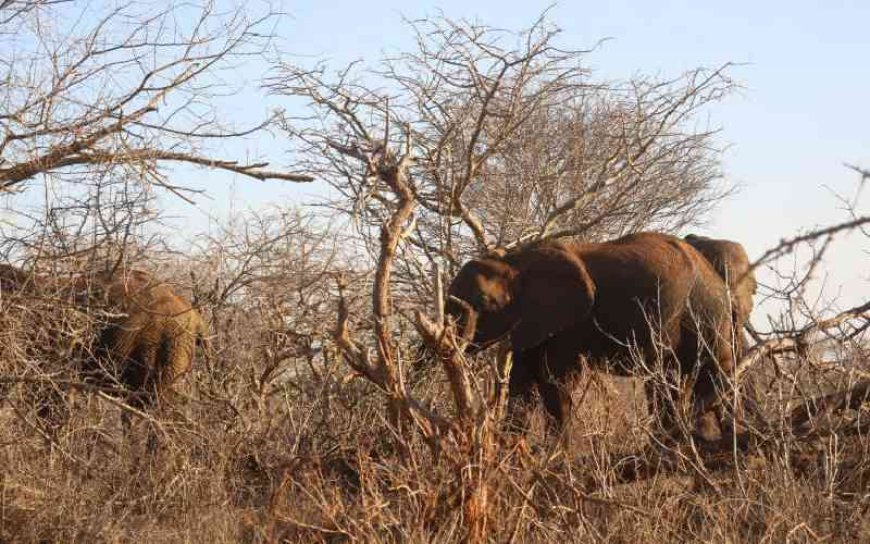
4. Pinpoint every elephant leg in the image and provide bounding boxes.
[686,323,735,445]
[505,335,580,445]
[504,346,541,436]
[119,341,159,438]
[690,364,729,444]
[535,336,580,445]
[537,380,573,445]
[728,326,770,439]
[644,372,685,445]
[659,316,733,447]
